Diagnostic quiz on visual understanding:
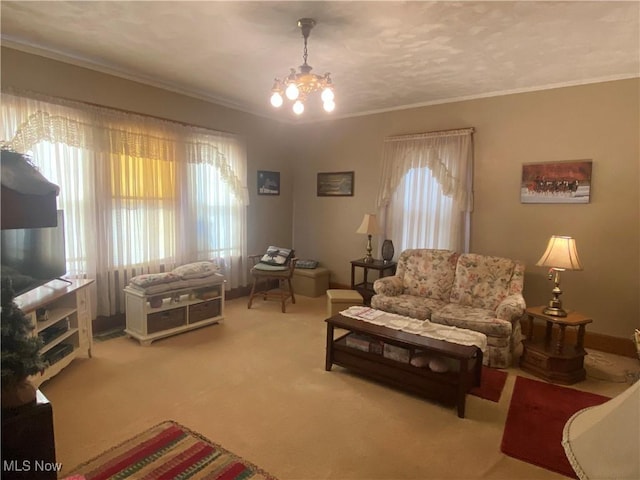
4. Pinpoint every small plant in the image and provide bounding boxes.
[1,278,45,390]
